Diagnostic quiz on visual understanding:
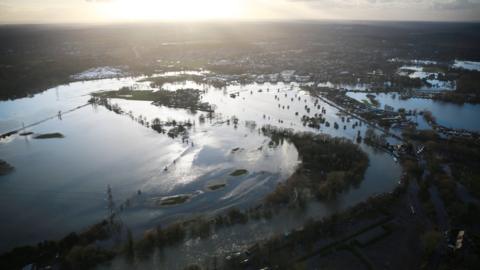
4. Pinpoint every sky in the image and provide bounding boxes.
[0,0,479,24]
